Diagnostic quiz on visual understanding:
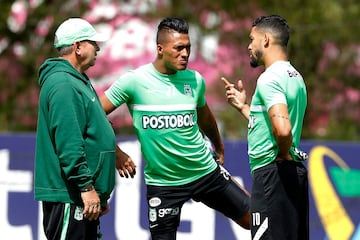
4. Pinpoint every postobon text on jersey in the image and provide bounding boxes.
[142,113,196,129]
